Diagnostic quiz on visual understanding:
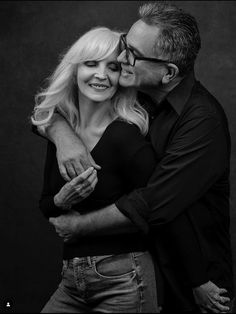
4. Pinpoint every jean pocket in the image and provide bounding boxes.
[94,254,136,279]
